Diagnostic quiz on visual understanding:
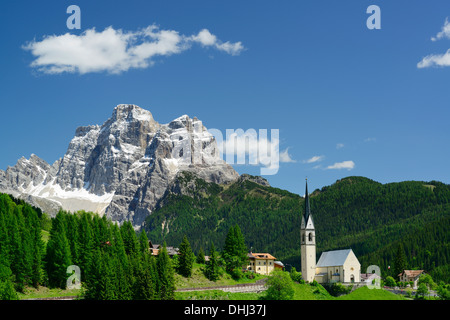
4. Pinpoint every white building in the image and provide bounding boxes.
[300,180,361,284]
[314,249,361,284]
